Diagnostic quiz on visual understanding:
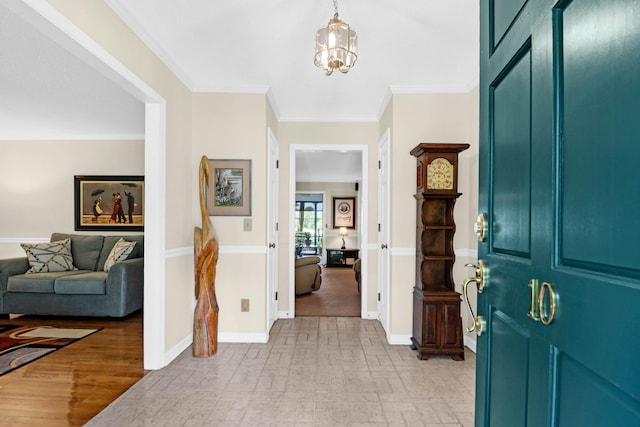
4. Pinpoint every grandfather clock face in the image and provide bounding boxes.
[427,157,454,190]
